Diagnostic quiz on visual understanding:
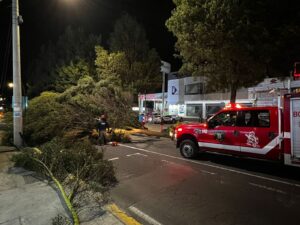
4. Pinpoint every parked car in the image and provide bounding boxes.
[152,114,162,124]
[153,115,183,124]
[170,115,183,123]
